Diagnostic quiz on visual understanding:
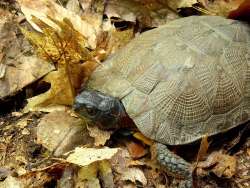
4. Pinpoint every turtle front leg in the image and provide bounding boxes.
[156,143,193,188]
